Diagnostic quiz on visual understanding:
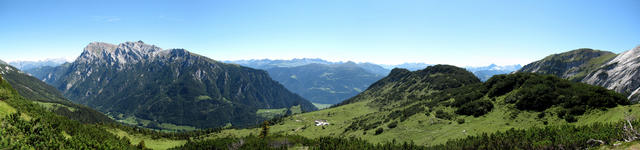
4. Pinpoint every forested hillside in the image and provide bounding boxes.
[0,62,111,123]
[0,74,135,149]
